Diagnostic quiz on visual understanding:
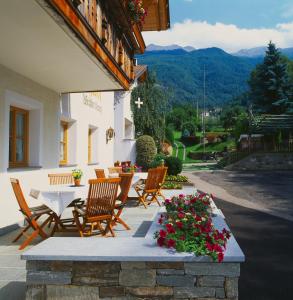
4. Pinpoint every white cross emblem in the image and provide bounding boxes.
[135,97,143,109]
